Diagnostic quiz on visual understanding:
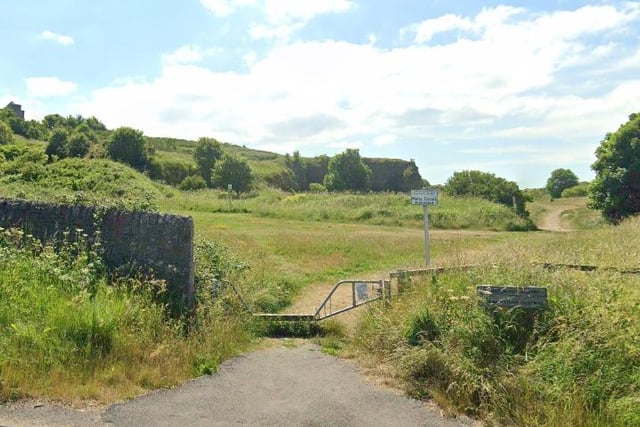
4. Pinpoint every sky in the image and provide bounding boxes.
[1,0,639,188]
